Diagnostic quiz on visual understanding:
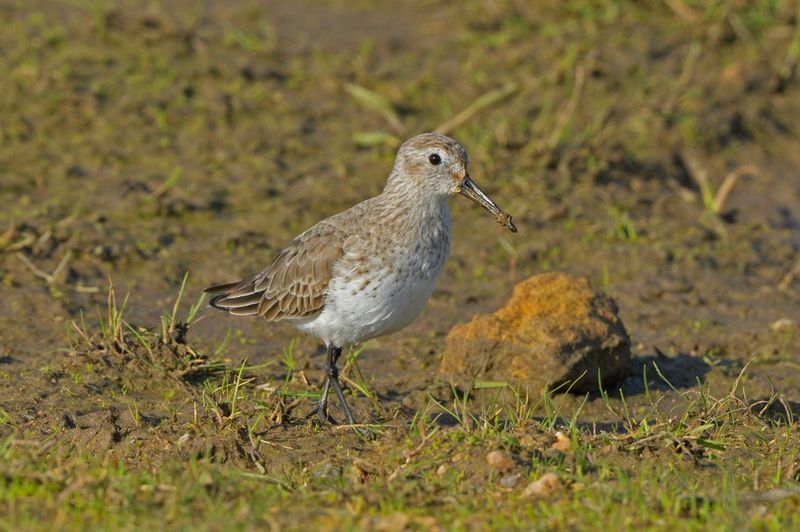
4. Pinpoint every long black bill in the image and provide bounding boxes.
[459,175,518,233]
